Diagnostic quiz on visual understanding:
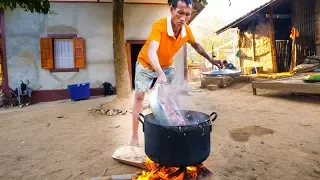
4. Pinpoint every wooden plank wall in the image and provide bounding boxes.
[315,0,320,46]
[292,0,316,64]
